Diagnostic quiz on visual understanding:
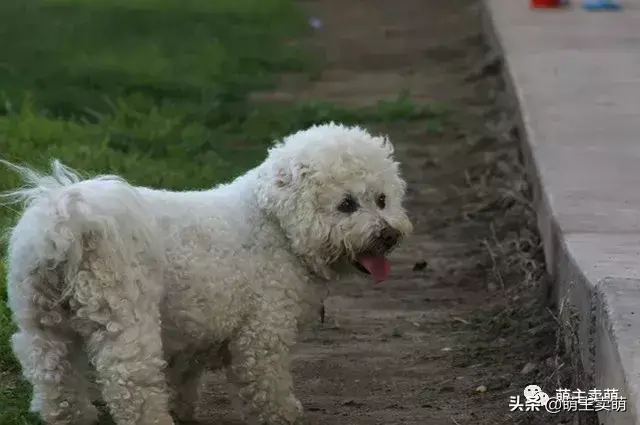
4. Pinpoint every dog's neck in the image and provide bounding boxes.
[258,210,338,282]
